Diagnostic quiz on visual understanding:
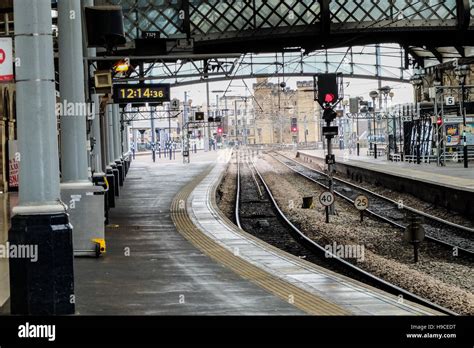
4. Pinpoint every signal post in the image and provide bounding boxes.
[315,73,343,215]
